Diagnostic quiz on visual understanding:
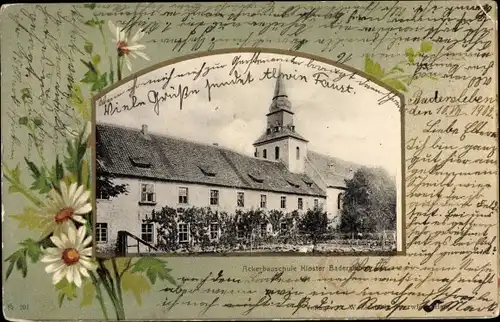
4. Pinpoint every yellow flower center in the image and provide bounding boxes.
[55,207,75,223]
[118,41,130,55]
[62,248,80,265]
